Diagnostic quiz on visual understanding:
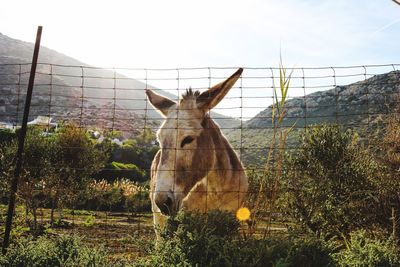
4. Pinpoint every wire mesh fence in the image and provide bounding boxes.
[0,63,399,258]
